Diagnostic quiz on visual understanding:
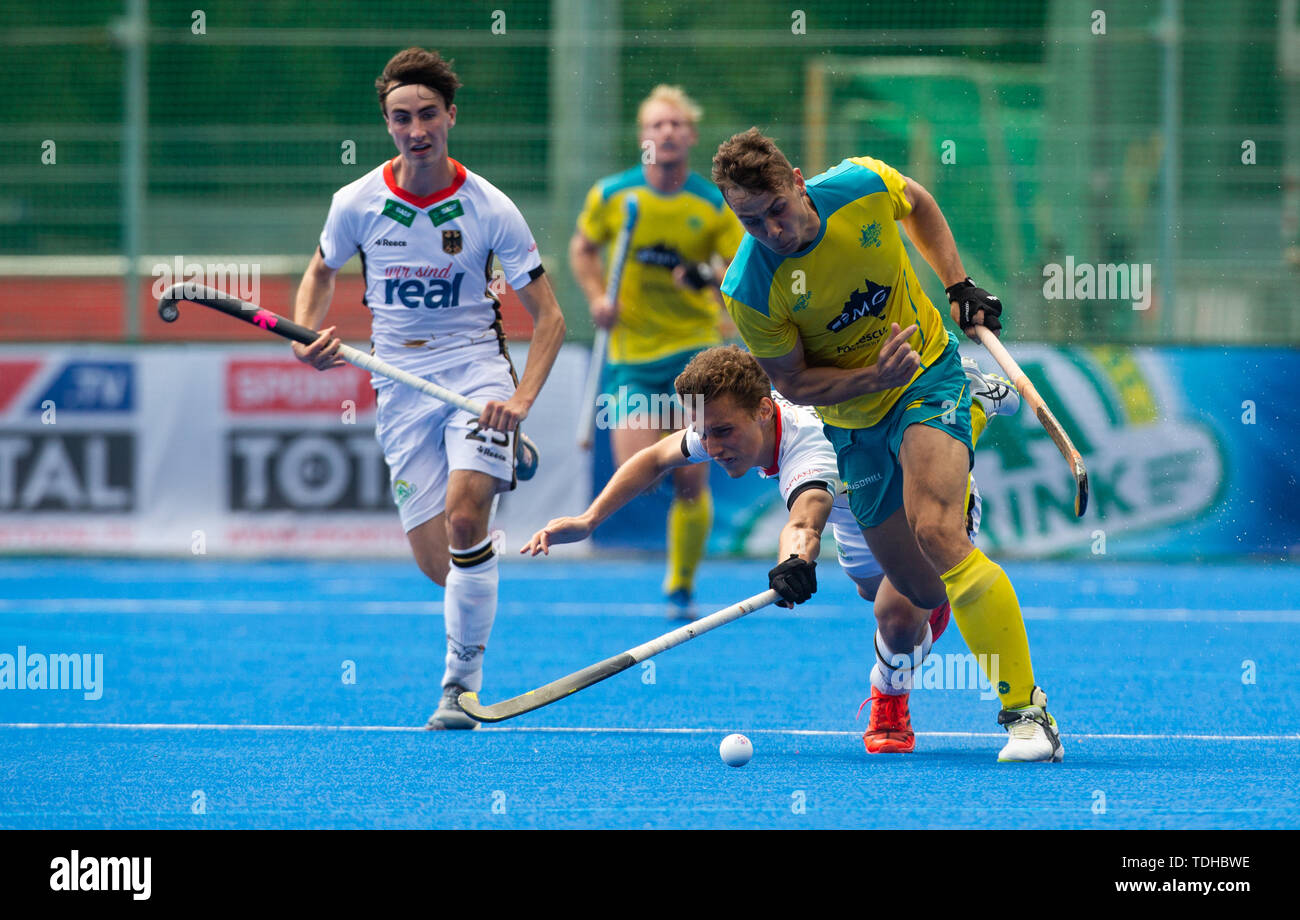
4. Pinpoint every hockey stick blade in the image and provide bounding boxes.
[459,588,780,723]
